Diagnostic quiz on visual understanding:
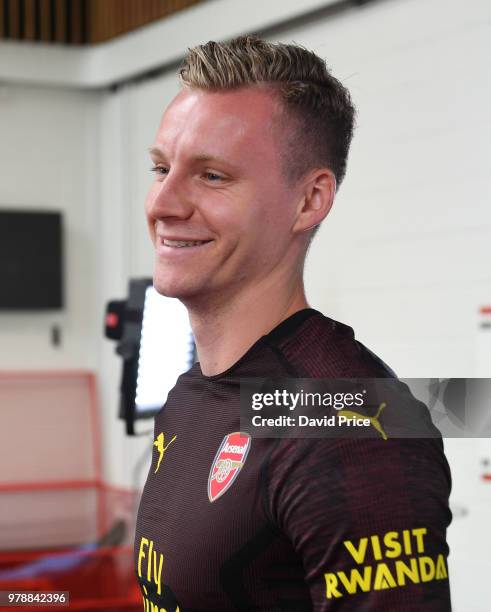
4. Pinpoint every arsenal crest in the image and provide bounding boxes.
[208,432,251,503]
